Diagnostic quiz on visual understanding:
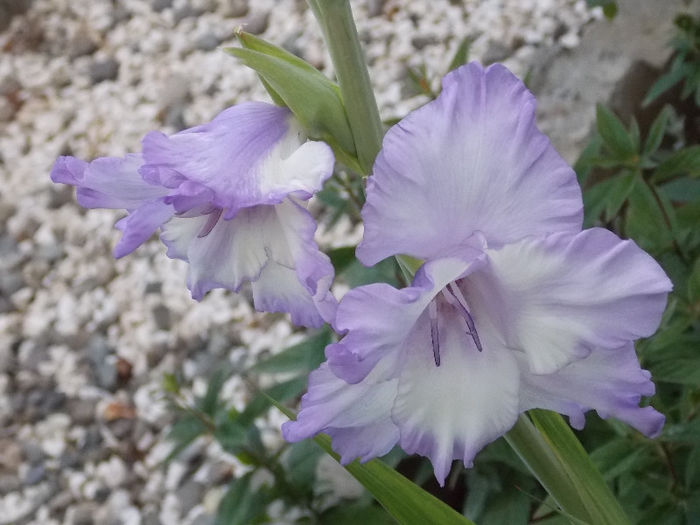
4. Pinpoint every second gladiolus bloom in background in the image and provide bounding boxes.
[50,102,337,328]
